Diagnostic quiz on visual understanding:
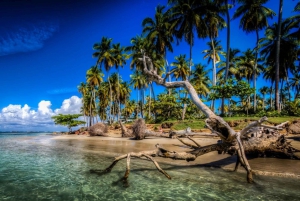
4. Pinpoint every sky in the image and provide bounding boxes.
[0,0,298,131]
